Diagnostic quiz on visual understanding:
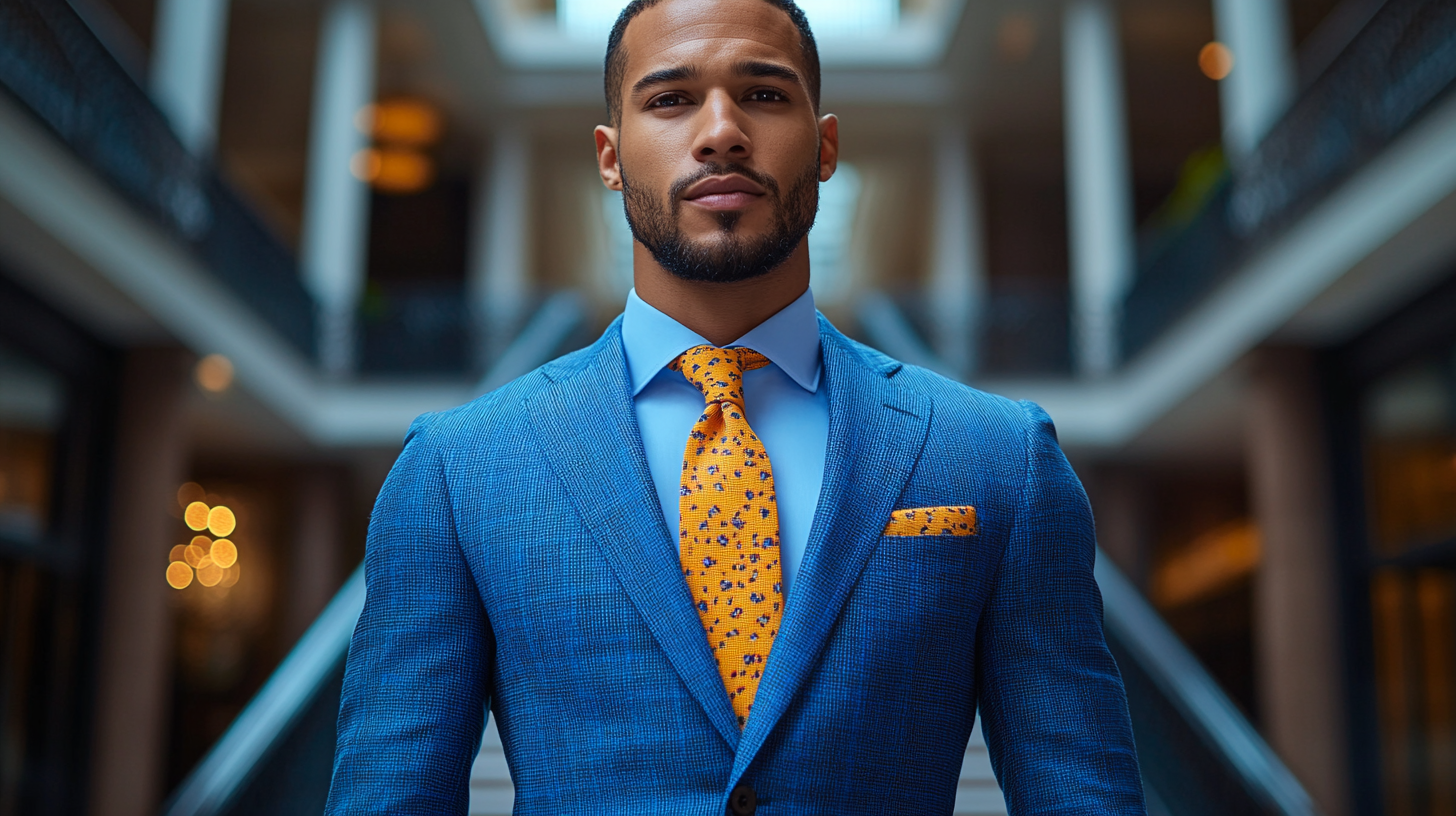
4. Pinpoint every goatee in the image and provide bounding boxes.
[621,160,820,284]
